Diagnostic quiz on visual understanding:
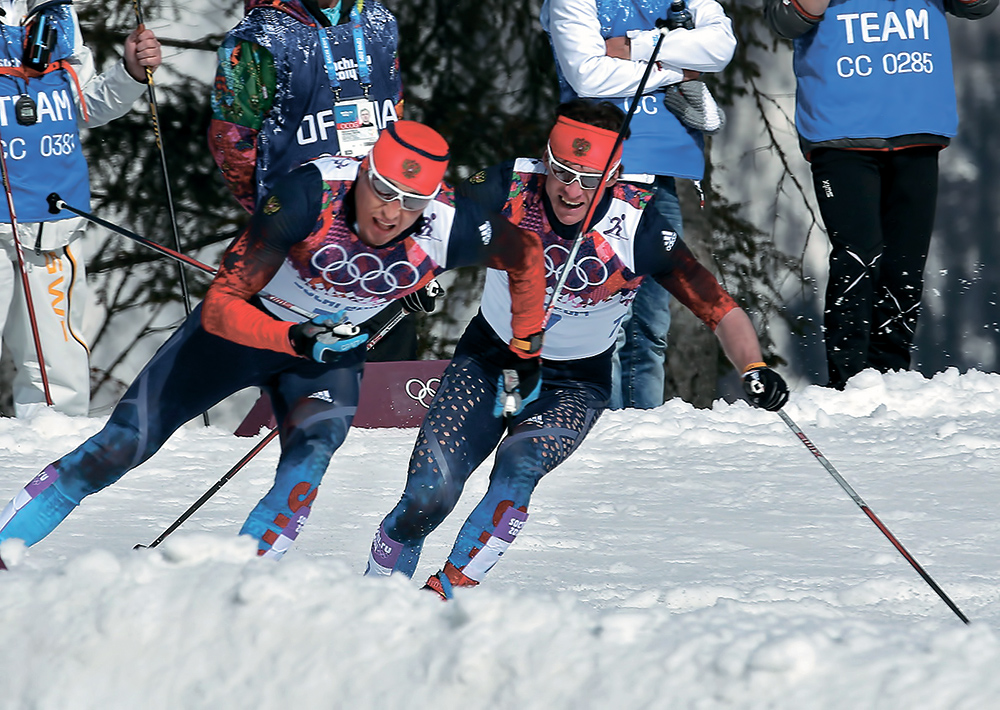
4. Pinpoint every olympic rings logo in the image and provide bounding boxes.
[311,244,422,295]
[405,377,441,409]
[544,243,610,292]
